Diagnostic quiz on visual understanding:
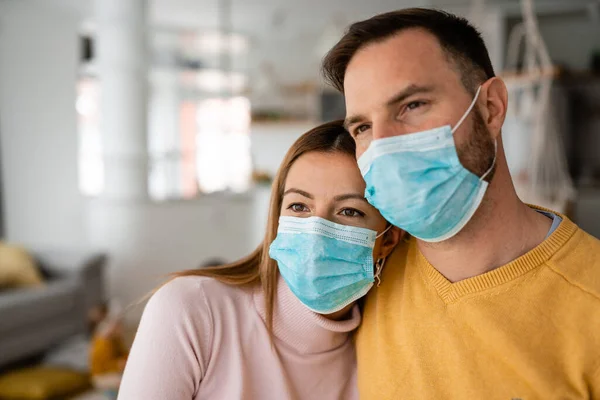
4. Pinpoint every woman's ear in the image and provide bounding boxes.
[378,226,404,259]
